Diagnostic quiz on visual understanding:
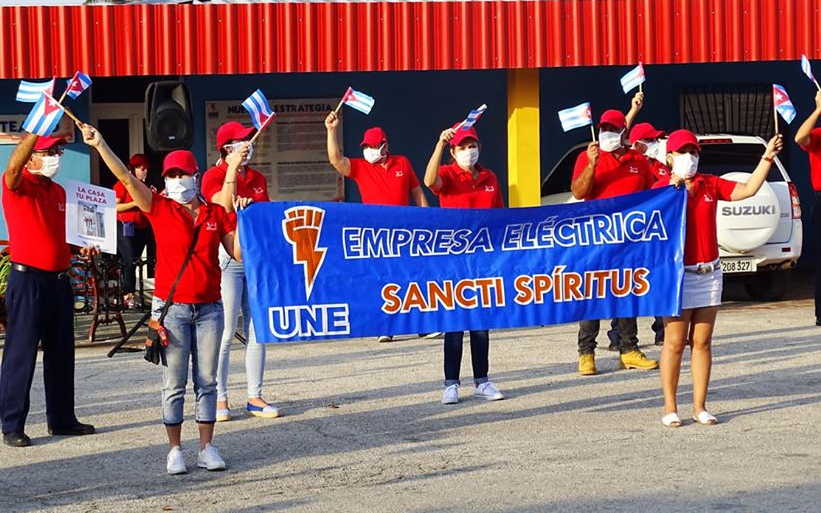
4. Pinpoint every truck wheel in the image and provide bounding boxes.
[743,271,788,302]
